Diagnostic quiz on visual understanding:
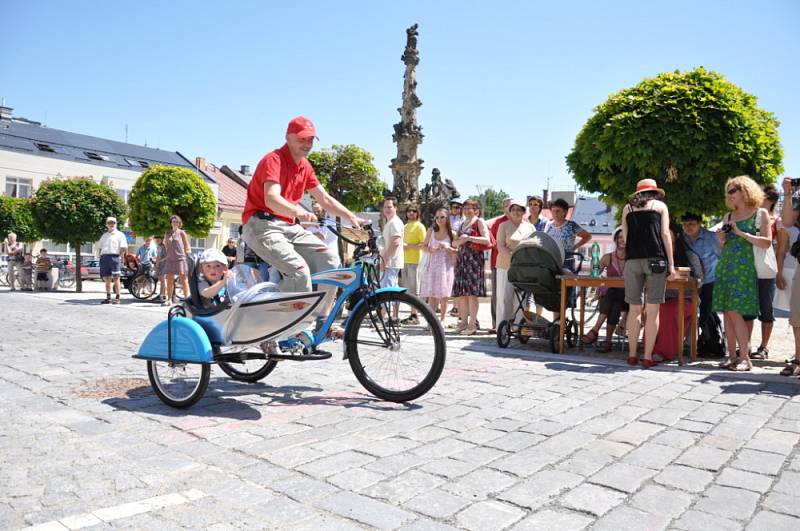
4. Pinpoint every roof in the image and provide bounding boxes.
[196,160,247,213]
[0,117,215,183]
[220,165,252,185]
[570,196,618,235]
